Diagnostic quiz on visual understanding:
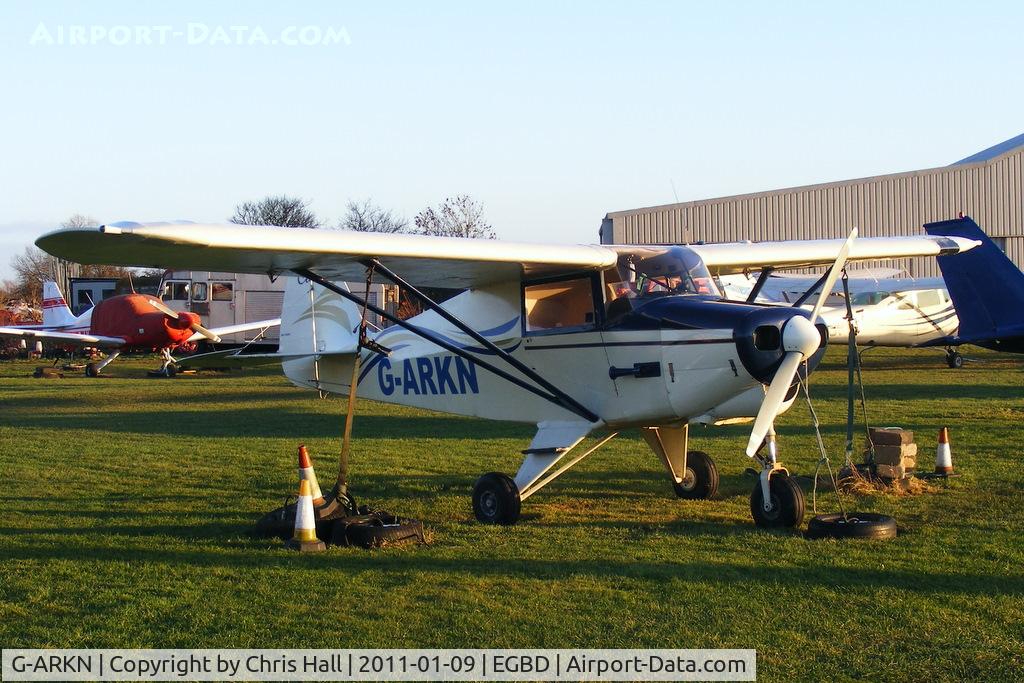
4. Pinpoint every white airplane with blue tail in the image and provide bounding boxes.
[36,221,977,528]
